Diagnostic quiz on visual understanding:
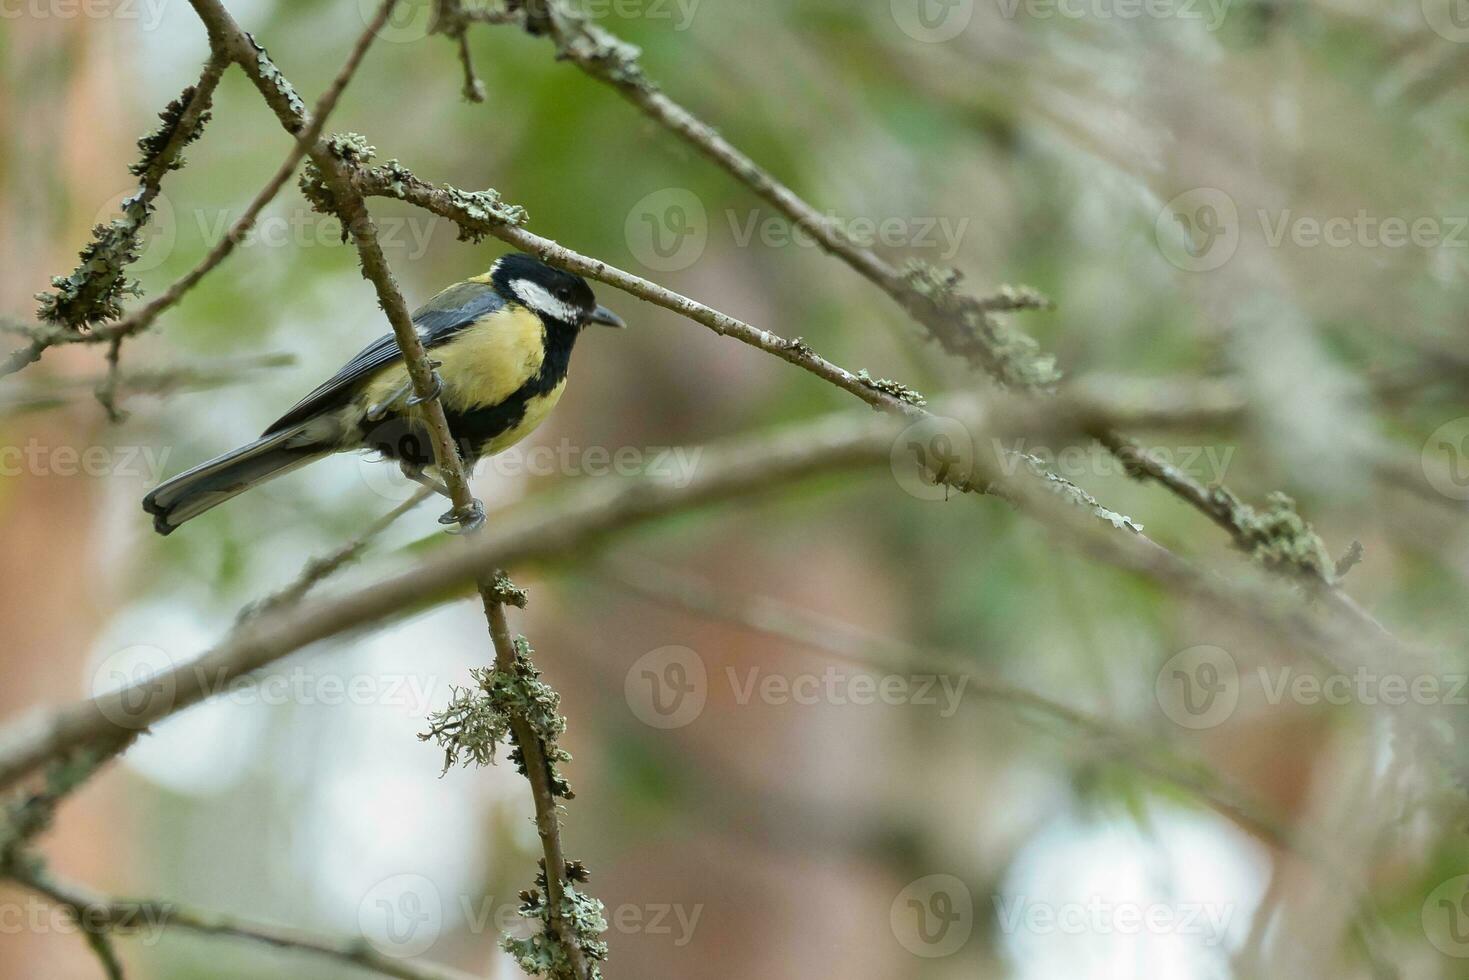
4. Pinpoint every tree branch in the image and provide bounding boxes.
[9,865,480,980]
